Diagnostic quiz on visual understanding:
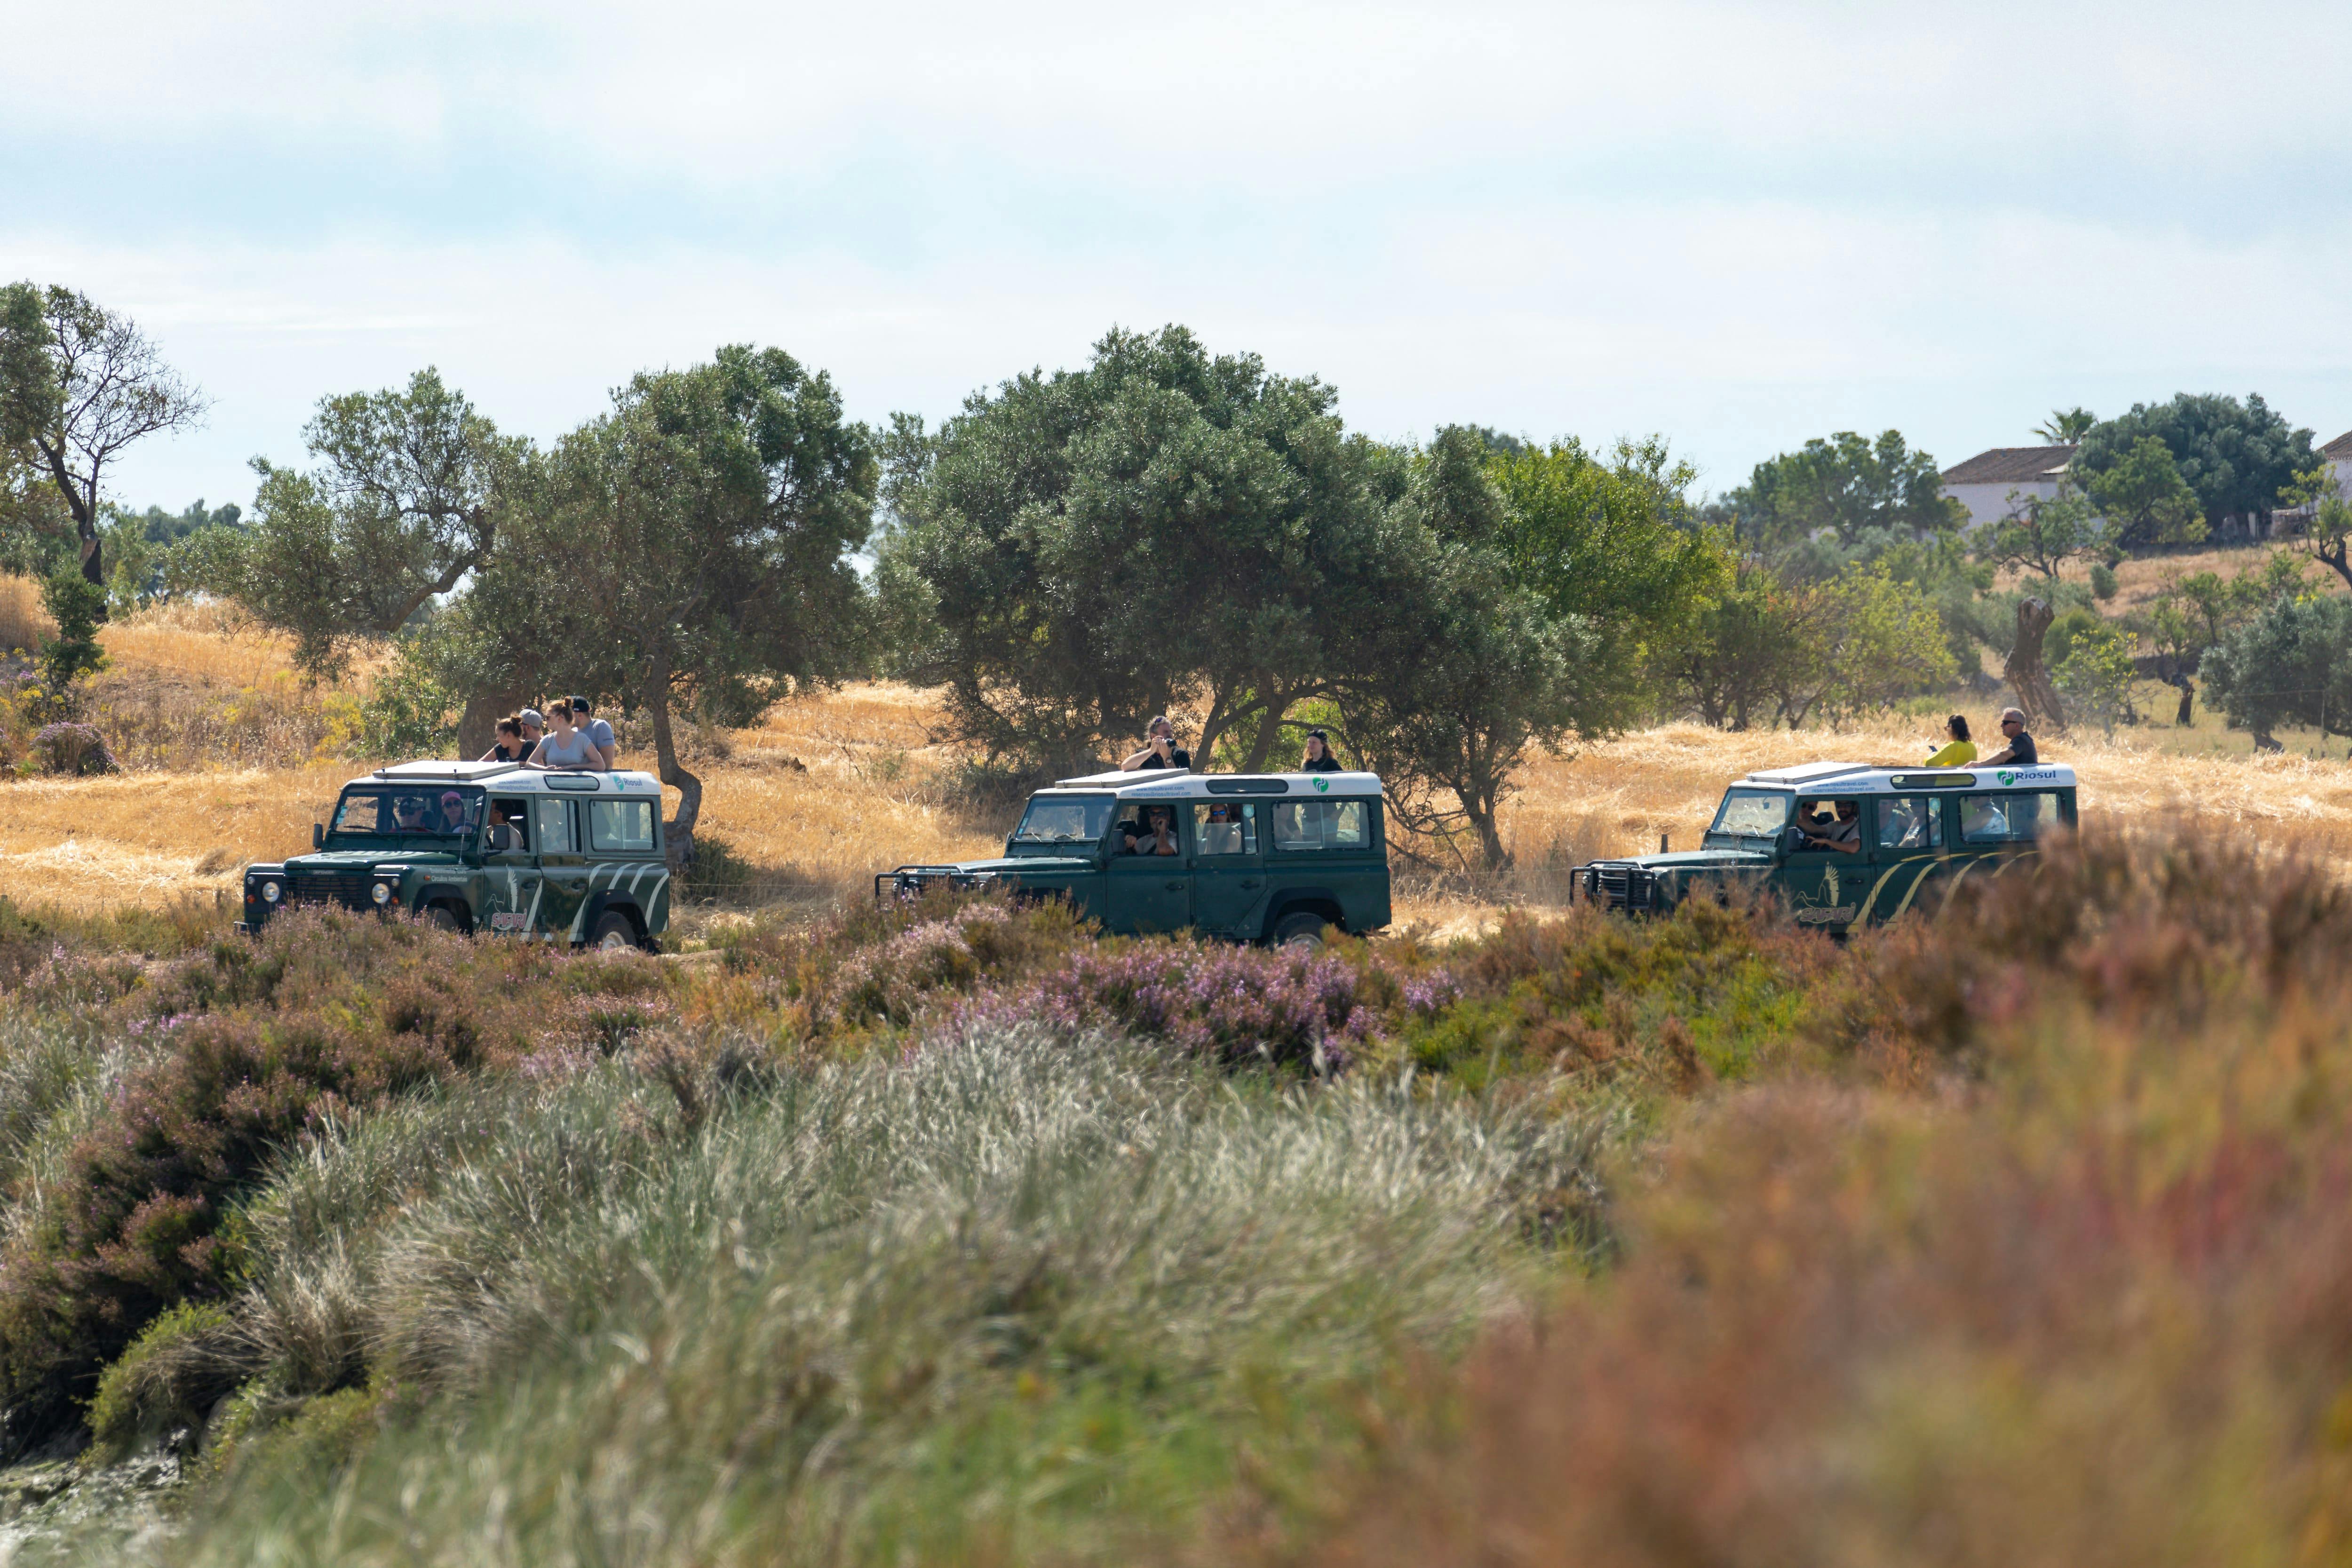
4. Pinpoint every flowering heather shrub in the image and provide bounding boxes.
[31,720,114,775]
[946,942,1440,1073]
[0,907,677,1457]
